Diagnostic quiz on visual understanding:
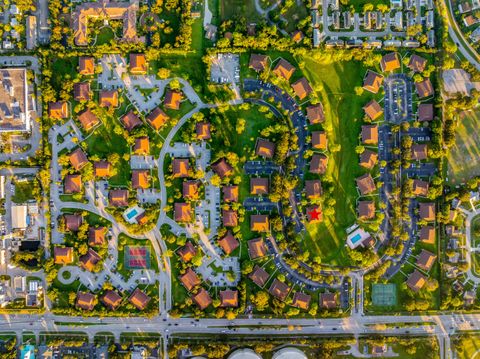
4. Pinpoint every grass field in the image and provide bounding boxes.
[453,335,480,359]
[447,110,480,184]
[297,54,372,266]
[220,0,261,22]
[12,180,35,203]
